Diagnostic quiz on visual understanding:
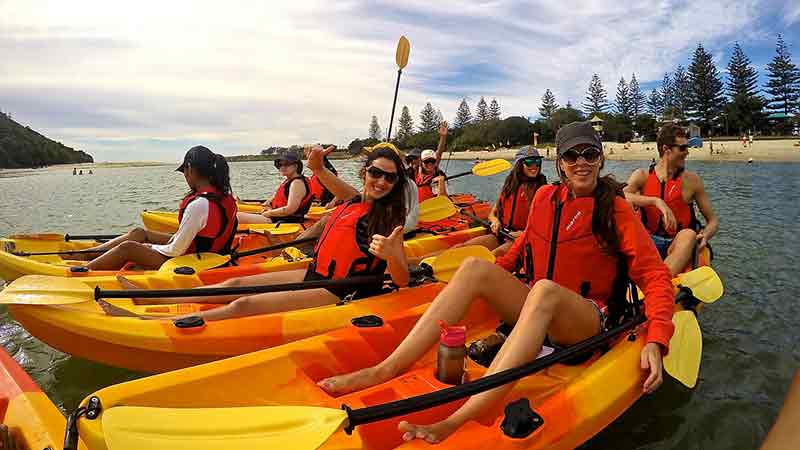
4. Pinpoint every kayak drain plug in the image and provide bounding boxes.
[500,398,543,438]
